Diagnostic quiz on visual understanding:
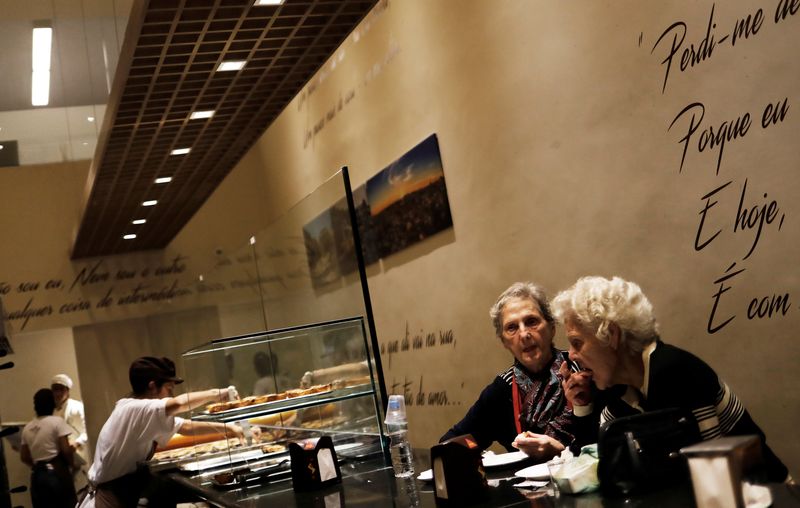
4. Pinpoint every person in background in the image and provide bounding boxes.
[553,275,789,482]
[441,282,592,461]
[82,356,252,508]
[50,373,89,493]
[252,351,292,395]
[20,388,77,508]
